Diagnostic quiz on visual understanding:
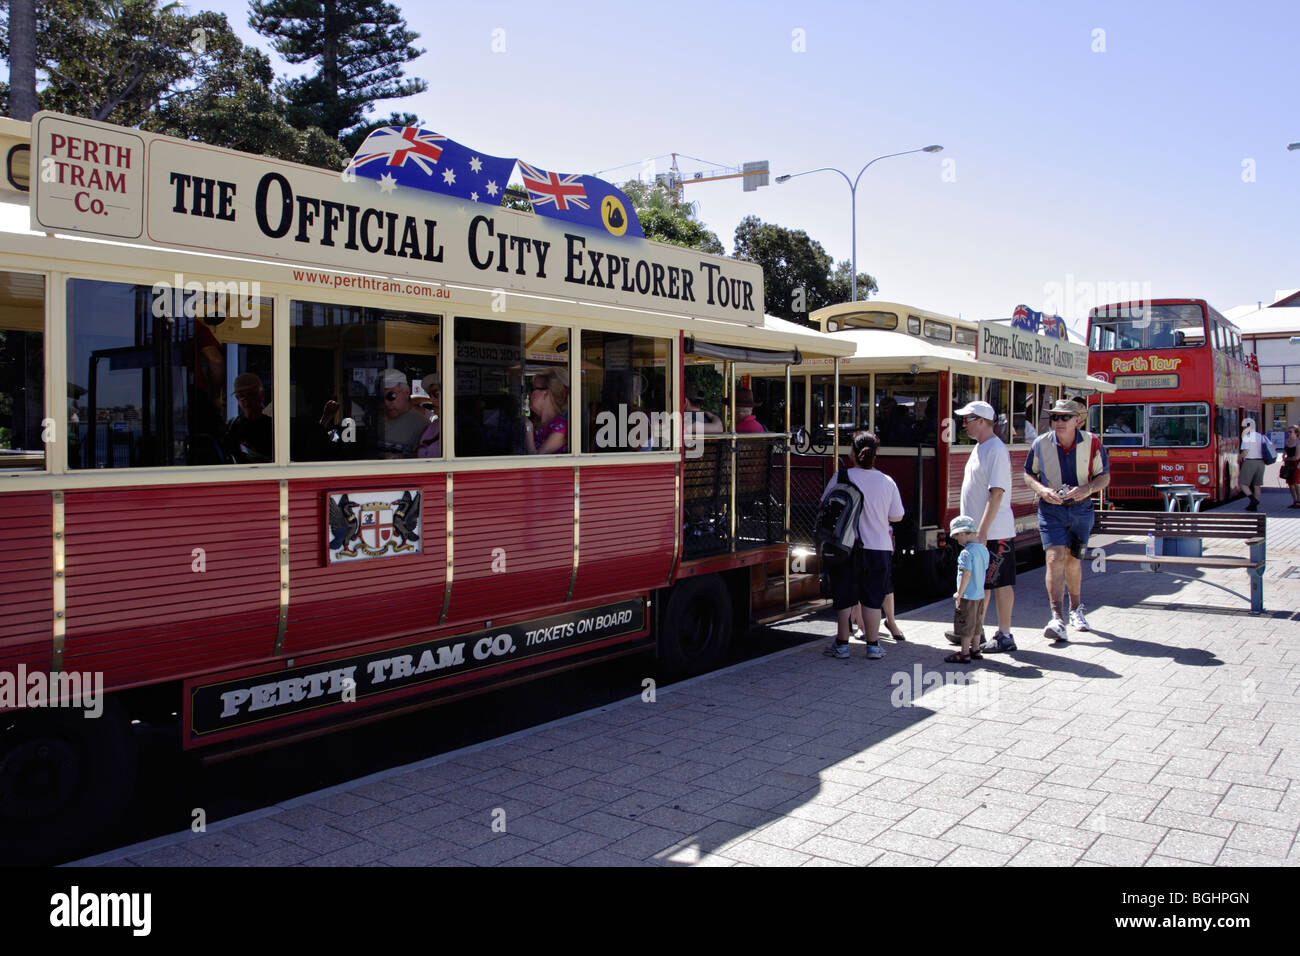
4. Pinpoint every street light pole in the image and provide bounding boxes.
[776,145,942,302]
